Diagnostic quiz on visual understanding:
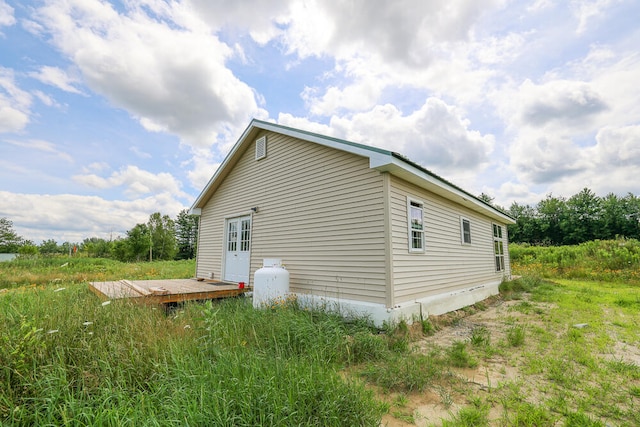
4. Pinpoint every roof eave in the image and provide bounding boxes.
[372,156,516,224]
